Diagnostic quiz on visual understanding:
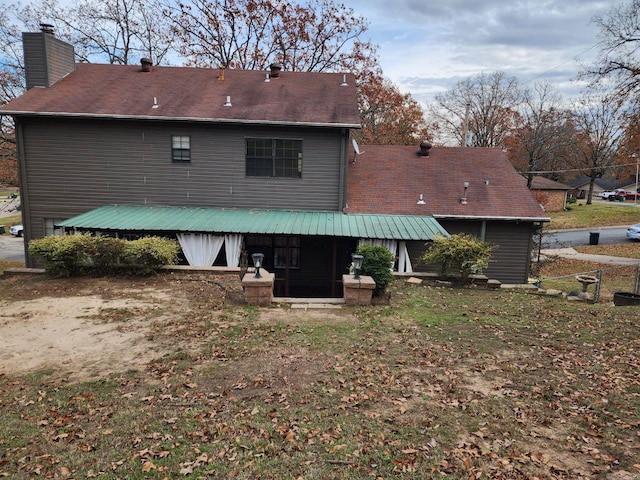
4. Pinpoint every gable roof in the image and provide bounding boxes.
[56,205,449,241]
[0,63,360,128]
[528,176,572,190]
[346,145,549,221]
[568,176,620,190]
